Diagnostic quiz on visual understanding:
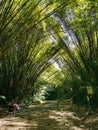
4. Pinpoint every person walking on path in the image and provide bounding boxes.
[13,103,20,112]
